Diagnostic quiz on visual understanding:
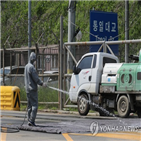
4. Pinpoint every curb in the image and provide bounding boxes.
[39,109,99,116]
